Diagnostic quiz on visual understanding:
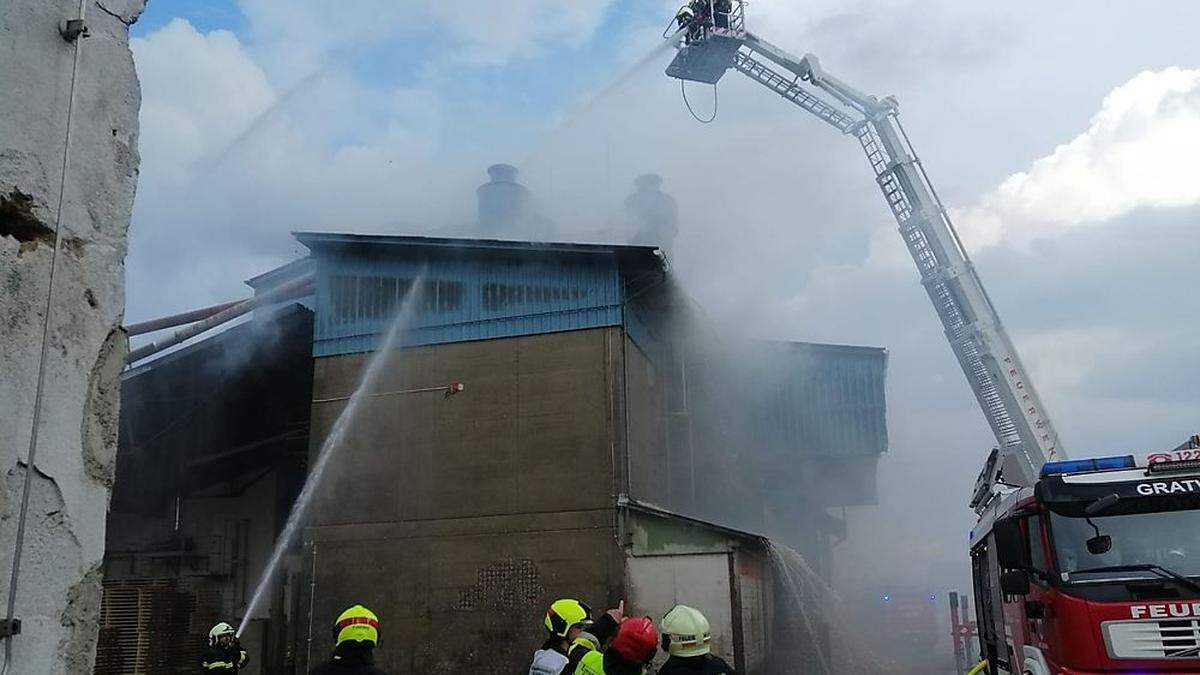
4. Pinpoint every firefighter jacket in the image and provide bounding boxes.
[658,654,736,675]
[200,643,248,671]
[574,650,646,675]
[563,614,619,674]
[310,643,389,675]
